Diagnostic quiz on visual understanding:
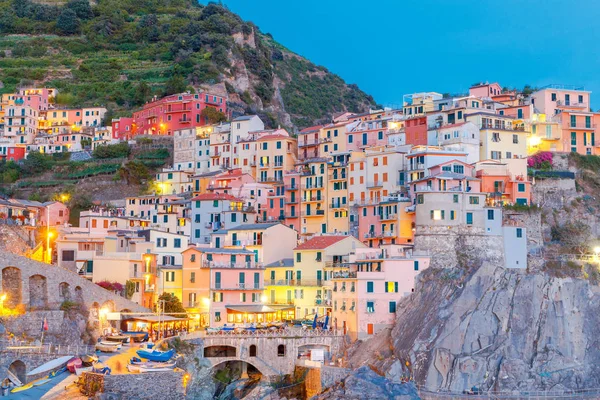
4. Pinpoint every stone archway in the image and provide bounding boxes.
[8,360,26,384]
[29,275,48,309]
[59,282,71,301]
[204,345,236,357]
[2,267,22,307]
[101,300,115,312]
